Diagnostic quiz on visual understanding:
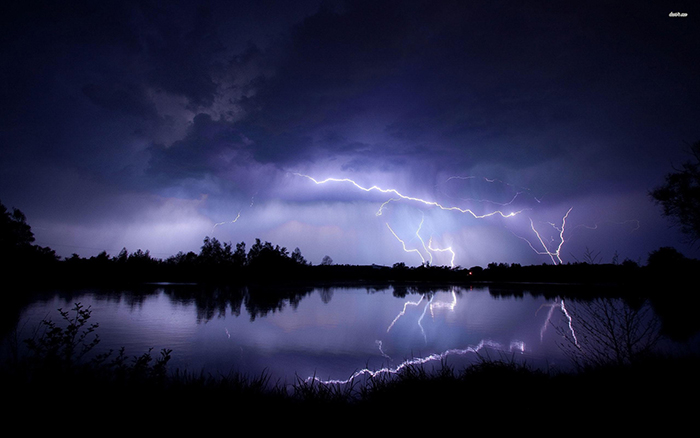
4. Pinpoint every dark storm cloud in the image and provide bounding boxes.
[206,0,700,192]
[148,113,244,181]
[5,0,695,190]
